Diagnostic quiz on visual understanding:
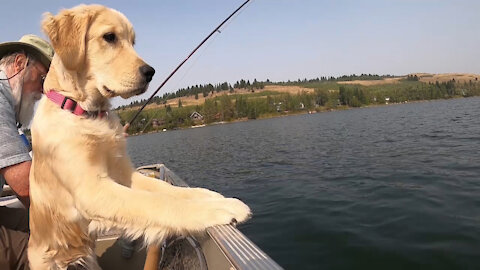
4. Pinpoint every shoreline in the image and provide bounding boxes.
[126,96,474,137]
